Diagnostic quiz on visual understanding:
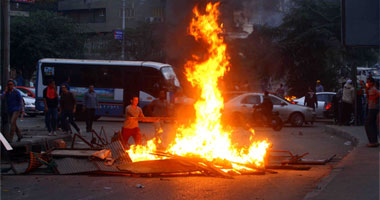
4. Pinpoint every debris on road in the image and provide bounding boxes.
[344,141,352,146]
